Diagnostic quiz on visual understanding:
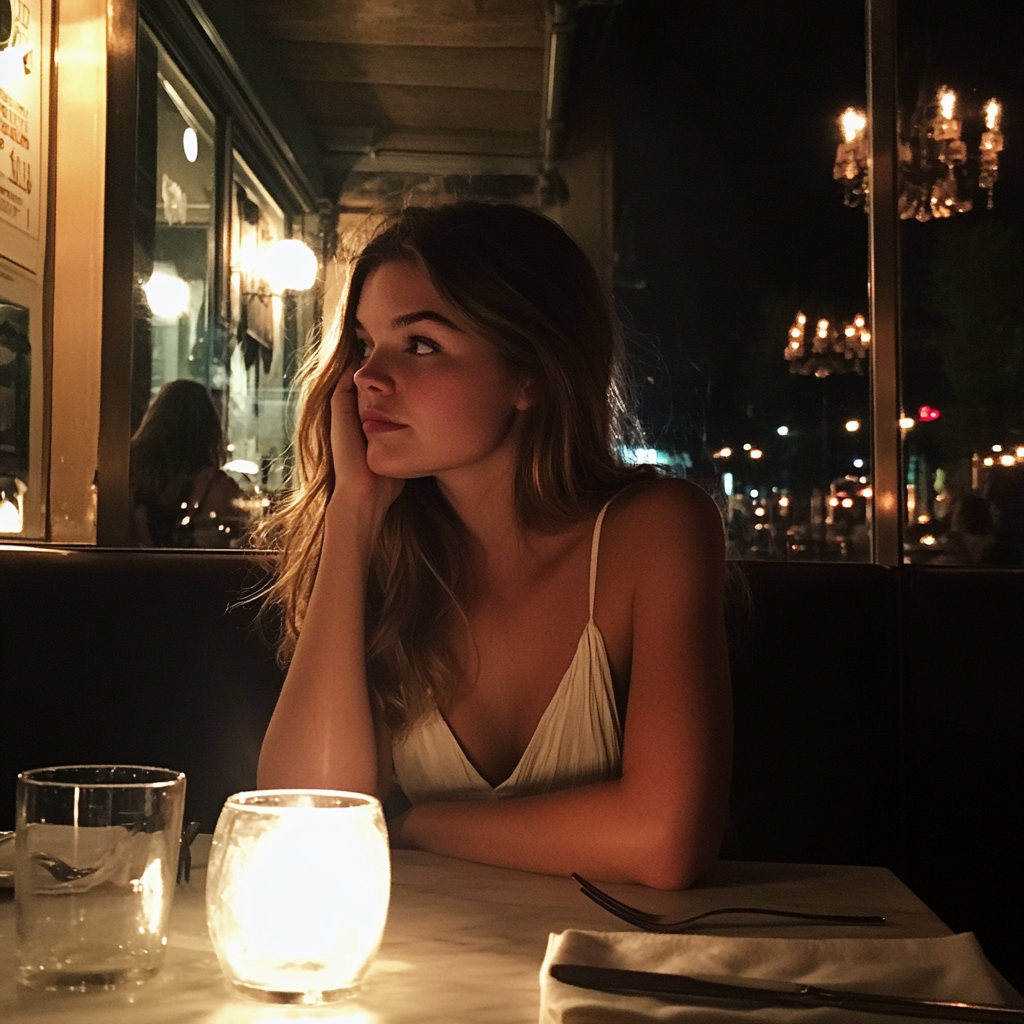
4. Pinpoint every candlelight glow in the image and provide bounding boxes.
[938,89,956,120]
[206,791,390,1004]
[985,99,1002,131]
[840,107,867,143]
